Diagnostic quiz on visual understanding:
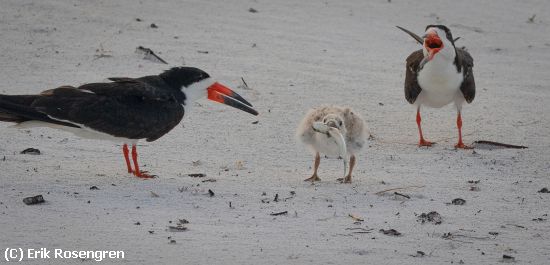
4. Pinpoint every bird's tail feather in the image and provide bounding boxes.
[0,94,79,127]
[0,95,39,123]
